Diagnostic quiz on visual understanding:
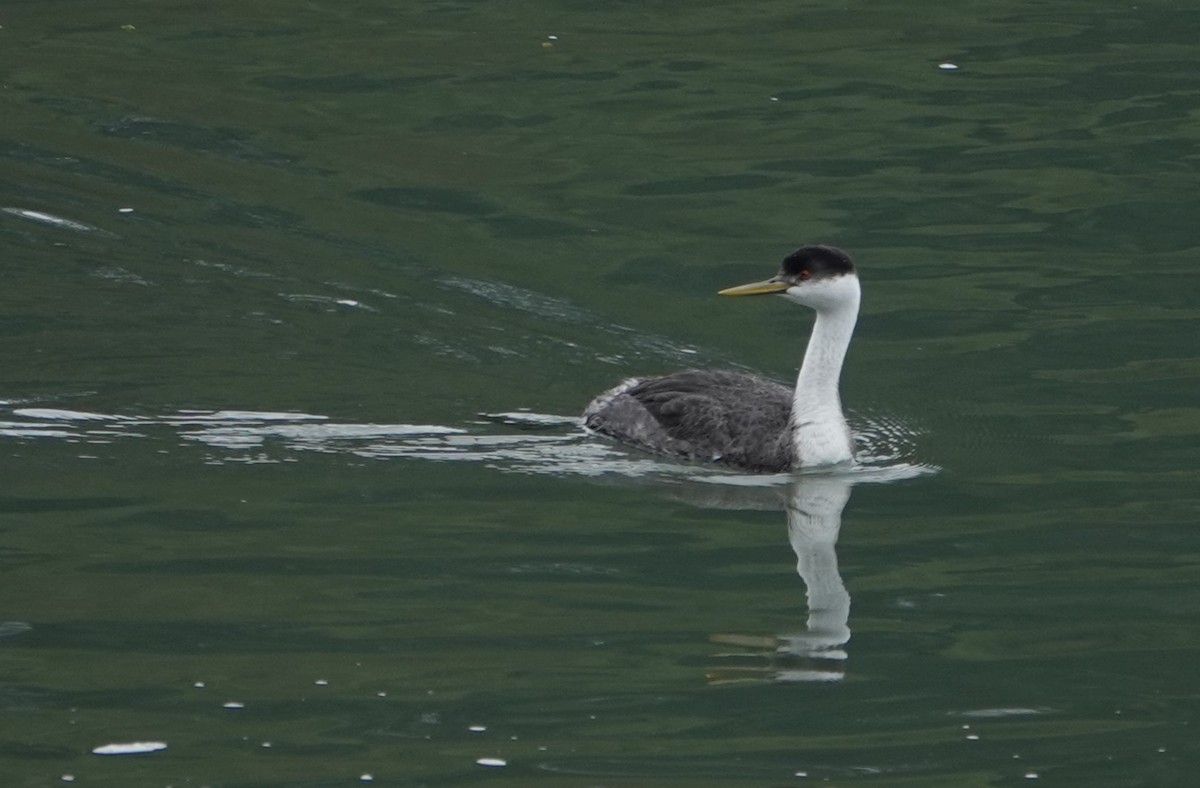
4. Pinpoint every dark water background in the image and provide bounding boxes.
[2,1,1198,785]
